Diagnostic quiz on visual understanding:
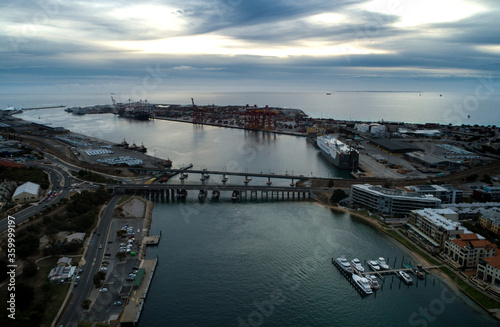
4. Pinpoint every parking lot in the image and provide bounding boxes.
[87,216,147,322]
